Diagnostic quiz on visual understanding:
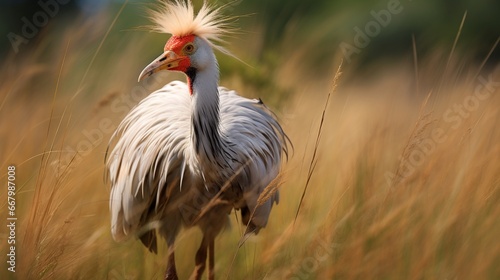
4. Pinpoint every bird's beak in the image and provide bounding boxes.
[138,51,182,82]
